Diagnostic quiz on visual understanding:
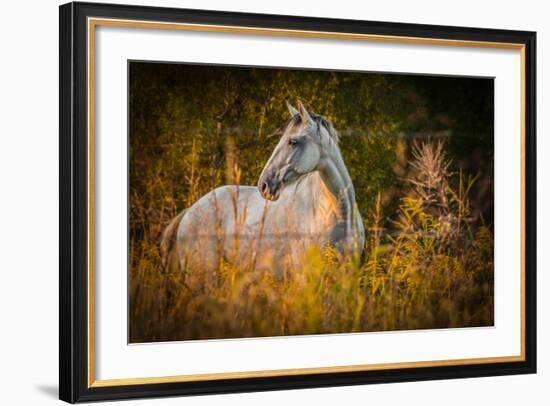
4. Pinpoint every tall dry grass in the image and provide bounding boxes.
[129,141,493,342]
